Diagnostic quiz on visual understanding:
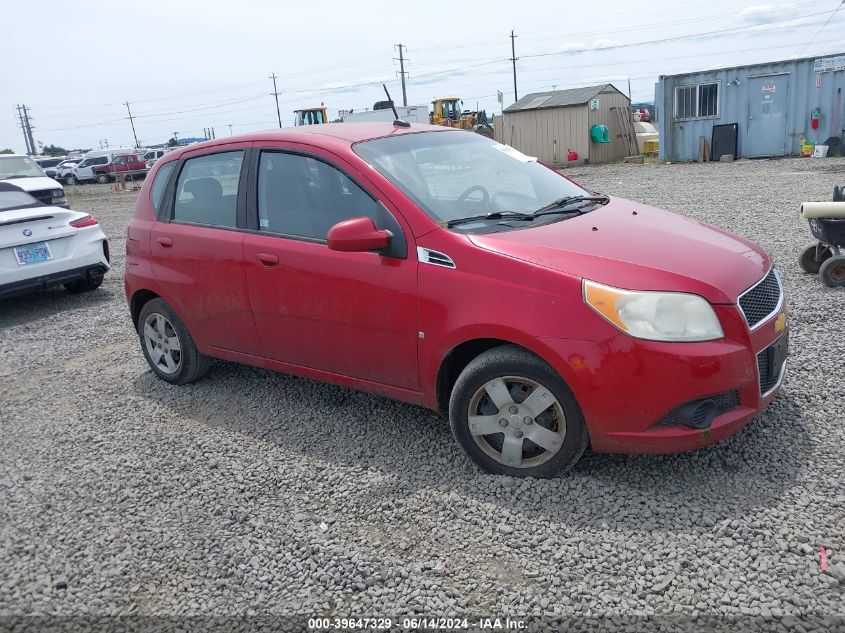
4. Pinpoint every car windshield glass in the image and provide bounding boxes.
[0,190,38,210]
[0,156,45,179]
[353,131,592,228]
